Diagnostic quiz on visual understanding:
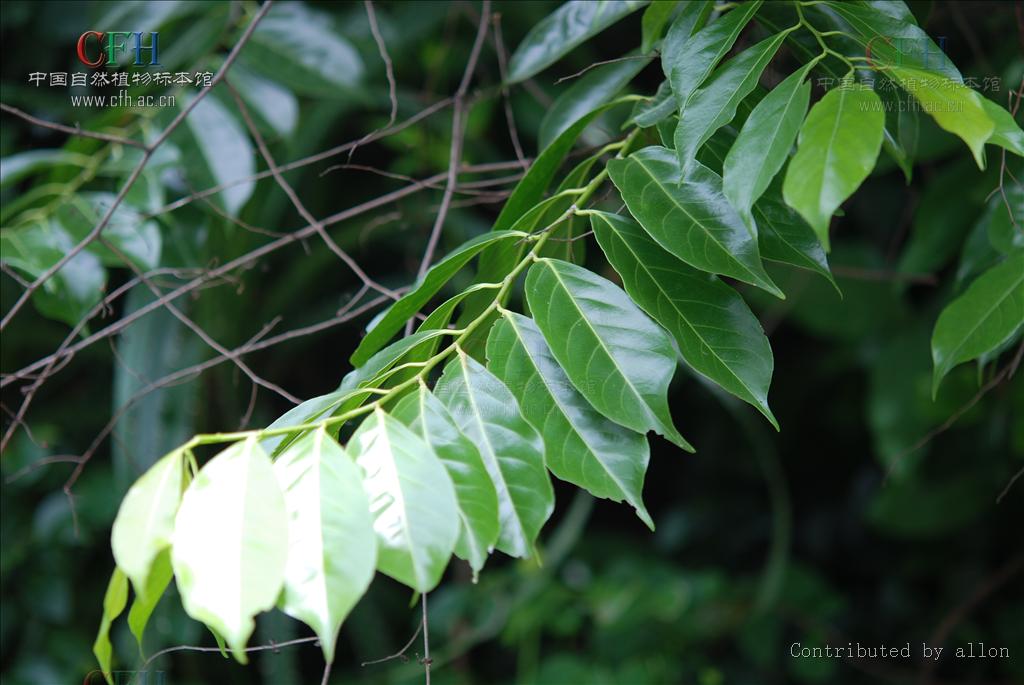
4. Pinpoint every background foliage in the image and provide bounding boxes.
[1,1,1022,684]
